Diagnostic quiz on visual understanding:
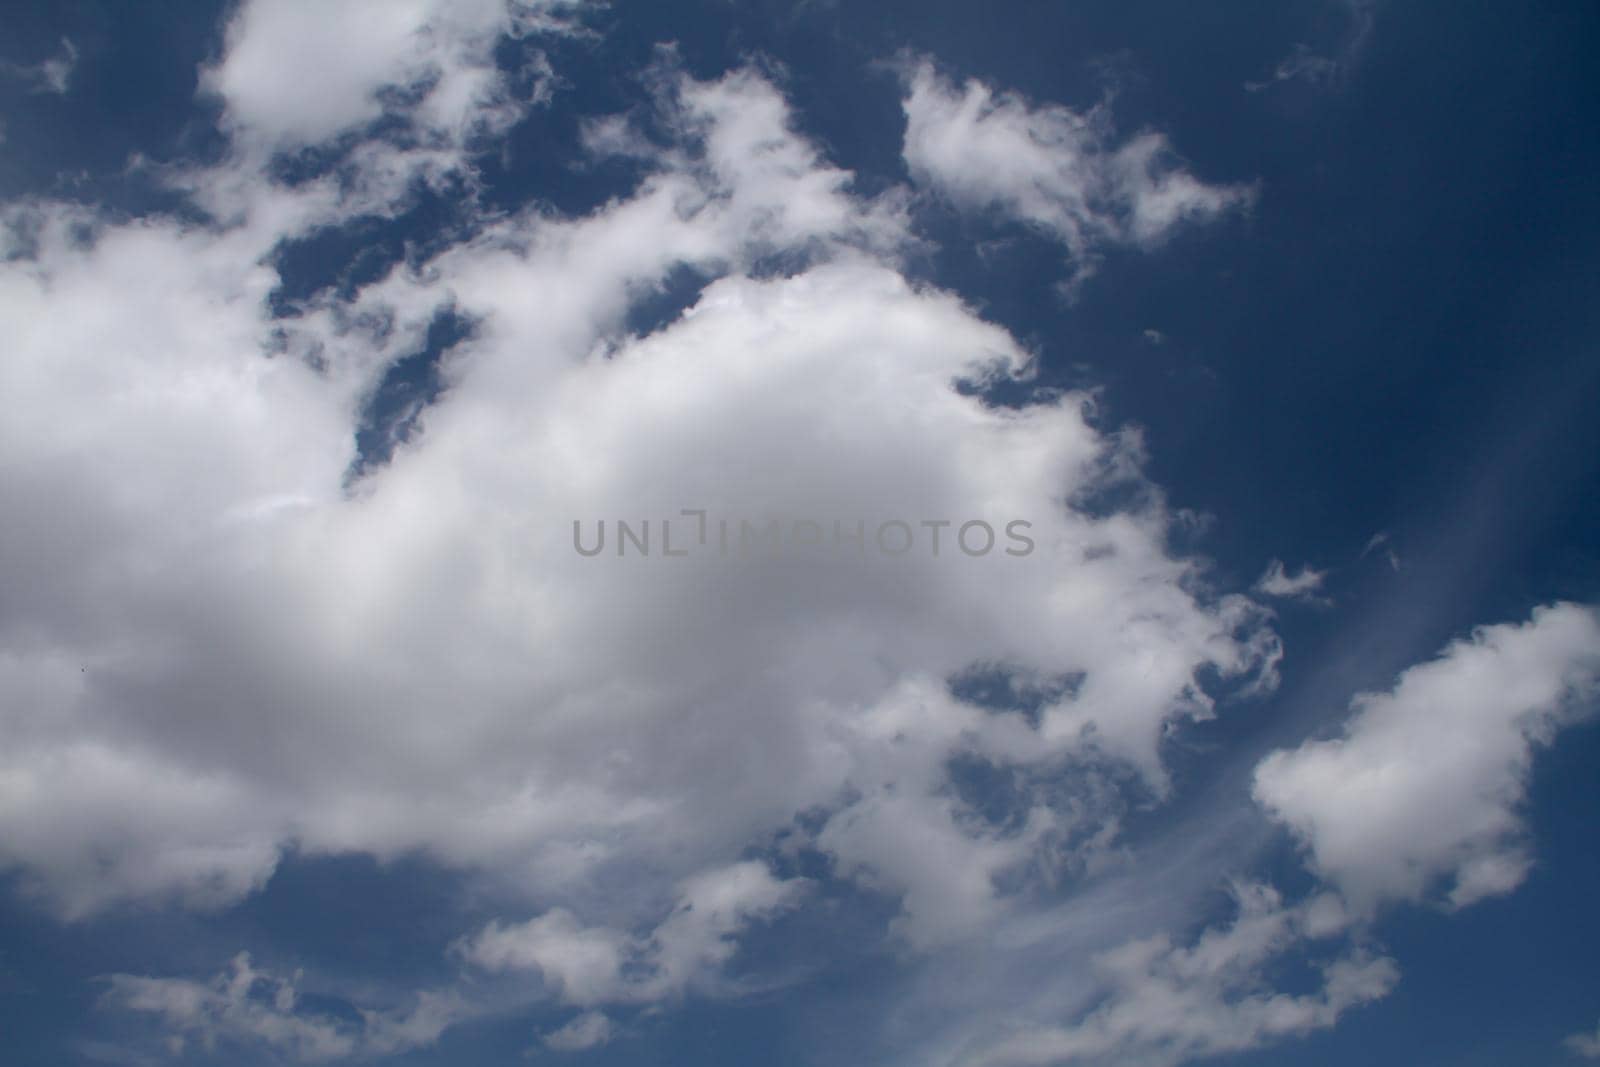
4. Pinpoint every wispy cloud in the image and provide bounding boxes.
[0,37,77,95]
[1254,559,1329,602]
[899,58,1254,292]
[1568,1020,1600,1059]
[542,1010,615,1051]
[1361,530,1403,571]
[1246,0,1378,93]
